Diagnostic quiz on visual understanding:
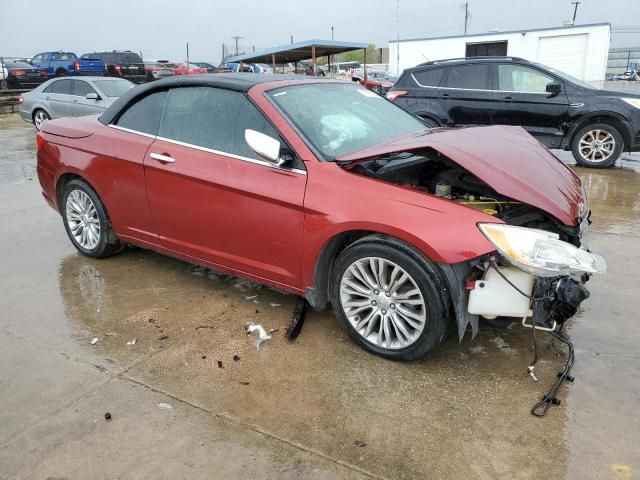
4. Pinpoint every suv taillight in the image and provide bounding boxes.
[73,61,80,71]
[114,64,121,72]
[386,90,407,102]
[17,96,24,105]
